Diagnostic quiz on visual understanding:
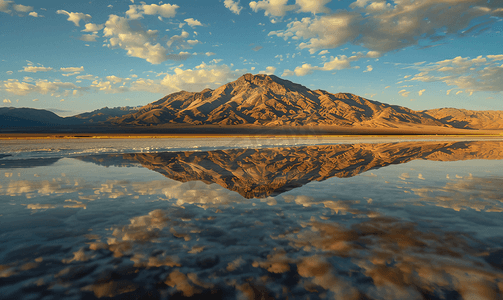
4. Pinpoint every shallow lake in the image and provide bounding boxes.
[1,137,503,299]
